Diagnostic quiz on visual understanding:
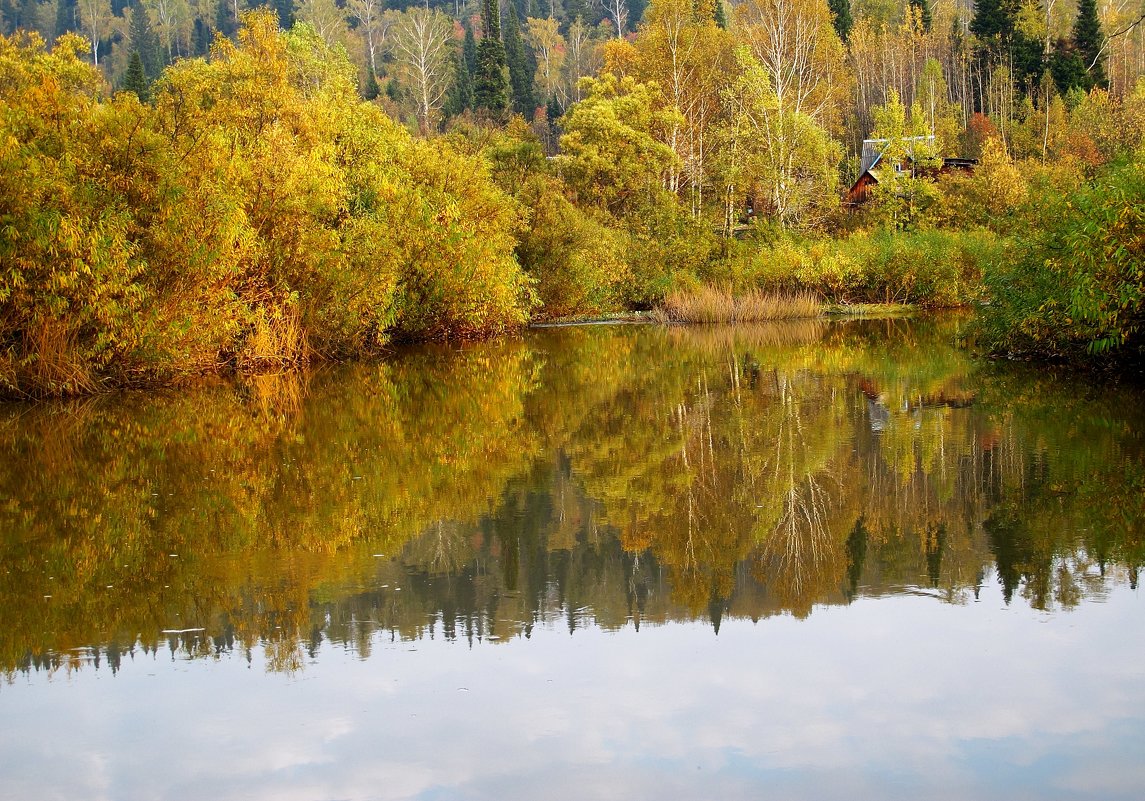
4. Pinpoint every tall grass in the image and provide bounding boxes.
[654,286,823,324]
